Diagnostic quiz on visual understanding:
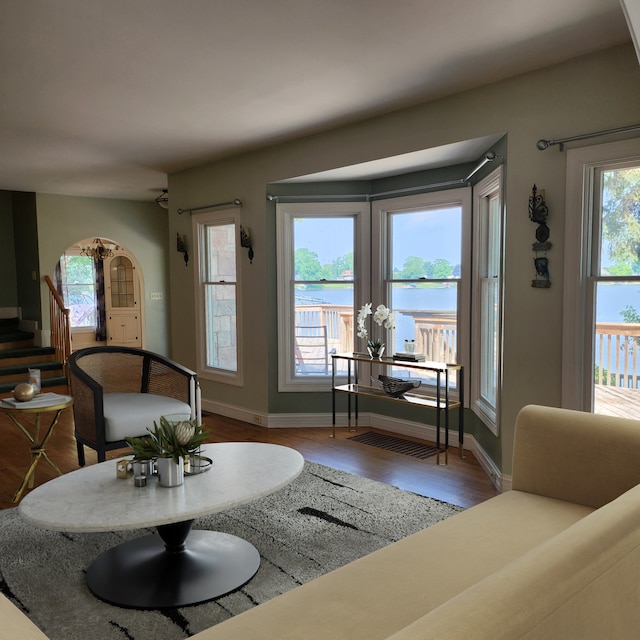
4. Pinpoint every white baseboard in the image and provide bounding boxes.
[202,398,506,491]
